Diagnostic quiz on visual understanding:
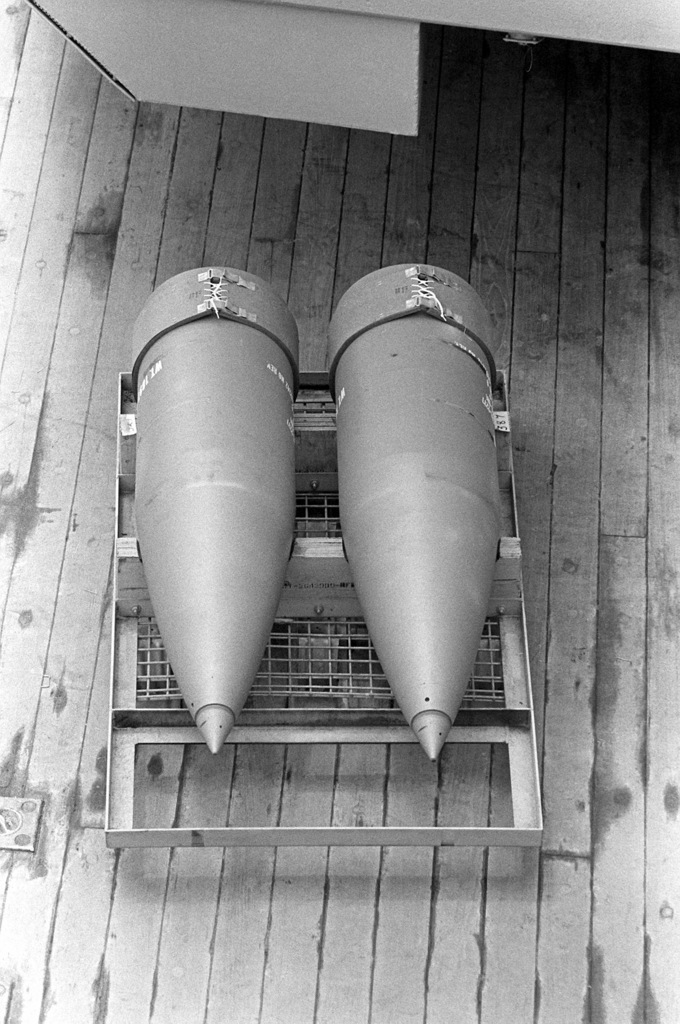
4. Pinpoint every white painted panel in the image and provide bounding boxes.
[35,0,422,134]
